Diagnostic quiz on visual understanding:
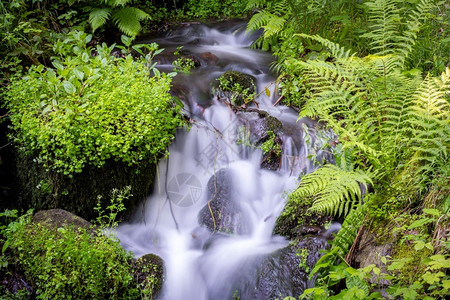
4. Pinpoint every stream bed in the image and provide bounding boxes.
[116,21,336,300]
